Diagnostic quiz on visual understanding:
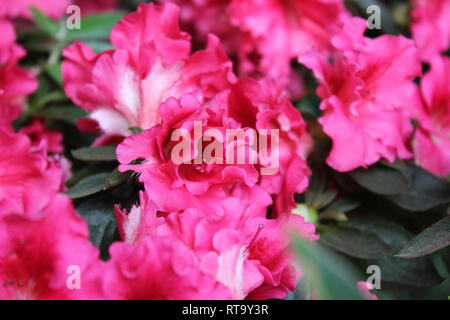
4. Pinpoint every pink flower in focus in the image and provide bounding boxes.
[62,3,235,140]
[0,195,105,300]
[0,129,63,216]
[103,236,231,299]
[299,17,421,172]
[413,56,450,178]
[226,78,312,216]
[116,92,262,213]
[0,19,37,129]
[411,0,450,61]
